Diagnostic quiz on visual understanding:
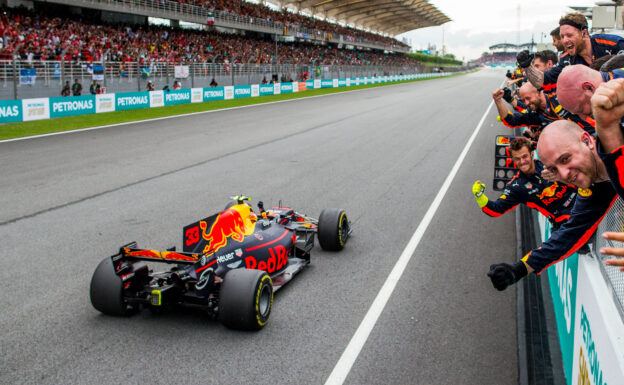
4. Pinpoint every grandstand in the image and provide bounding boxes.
[0,0,455,99]
[477,41,537,66]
